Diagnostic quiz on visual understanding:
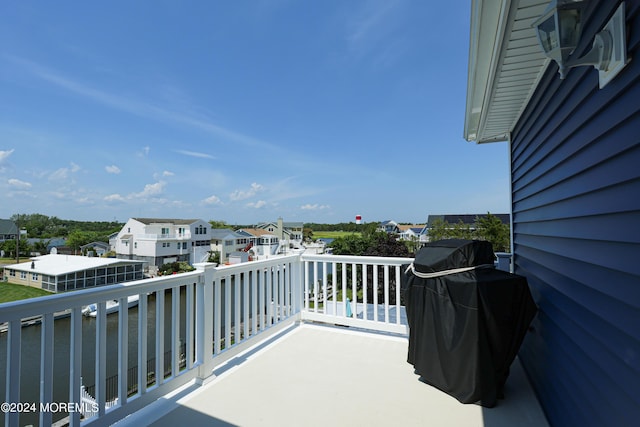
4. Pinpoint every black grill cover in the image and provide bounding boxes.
[402,239,536,407]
